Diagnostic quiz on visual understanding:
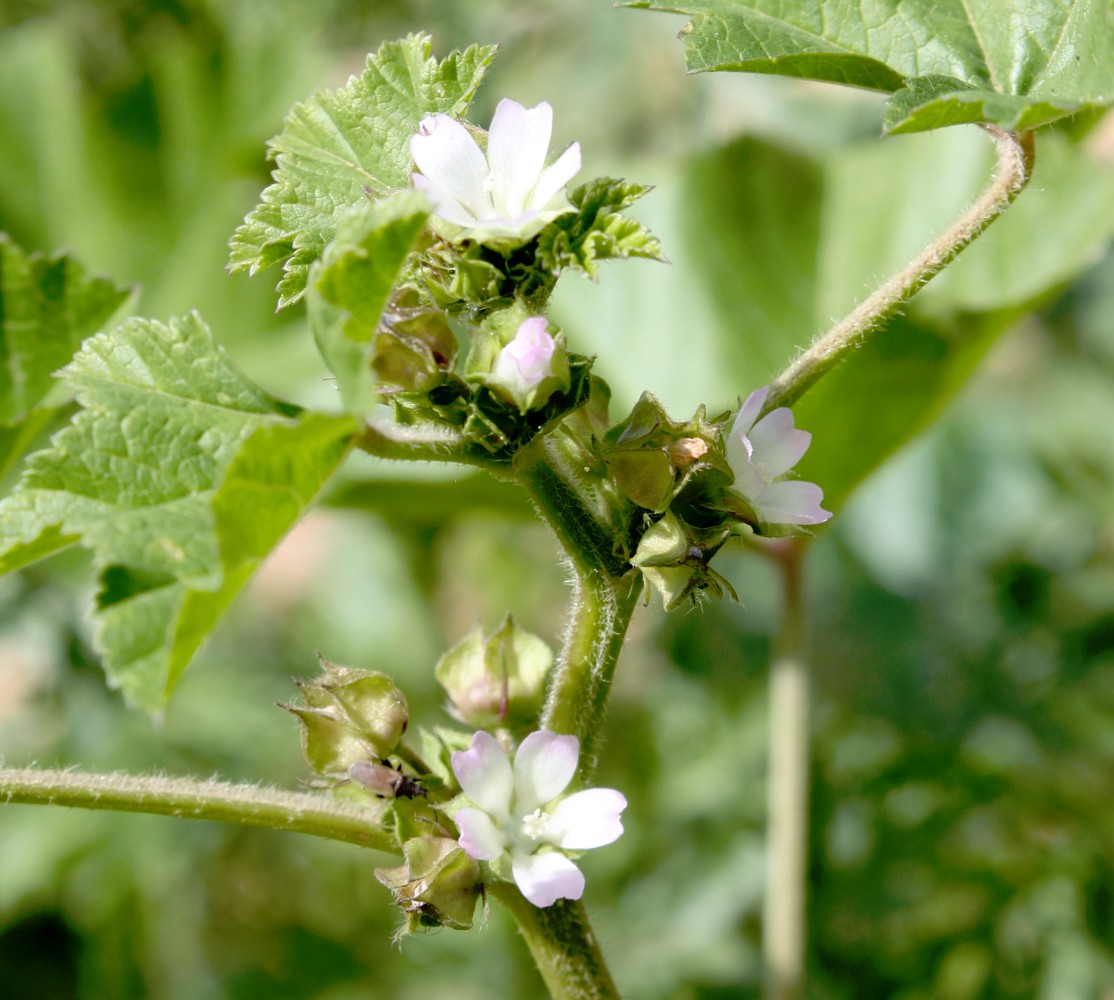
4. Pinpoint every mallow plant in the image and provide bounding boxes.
[2,3,1113,997]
